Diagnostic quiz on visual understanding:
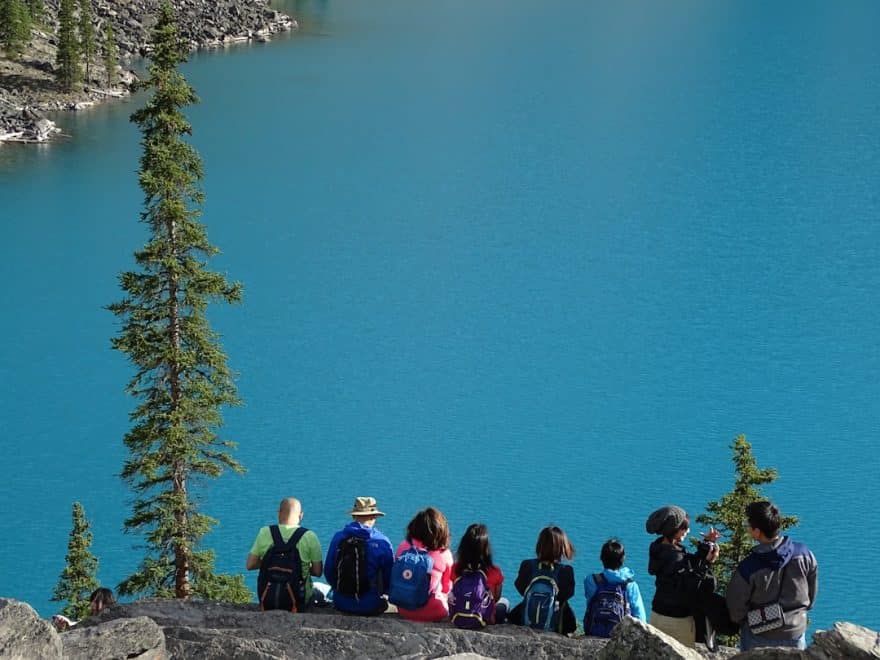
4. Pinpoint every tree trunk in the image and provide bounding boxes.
[167,215,190,599]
